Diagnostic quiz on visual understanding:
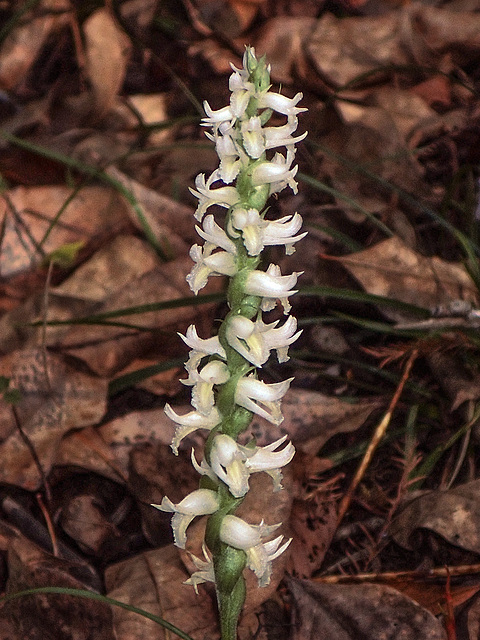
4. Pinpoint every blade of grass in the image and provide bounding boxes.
[0,587,195,640]
[297,172,394,238]
[28,292,226,327]
[298,285,430,318]
[409,400,480,490]
[306,140,480,288]
[306,221,364,252]
[109,357,185,395]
